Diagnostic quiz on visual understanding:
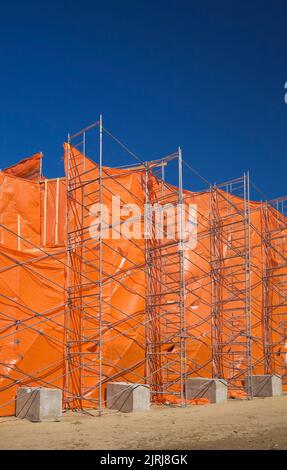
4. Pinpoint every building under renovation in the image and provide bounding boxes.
[0,118,286,417]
